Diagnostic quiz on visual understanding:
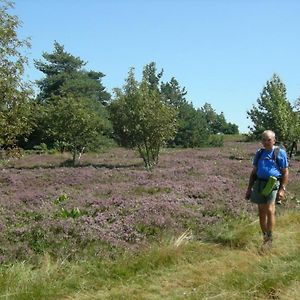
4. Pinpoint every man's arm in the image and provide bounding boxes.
[245,166,257,199]
[277,168,288,200]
